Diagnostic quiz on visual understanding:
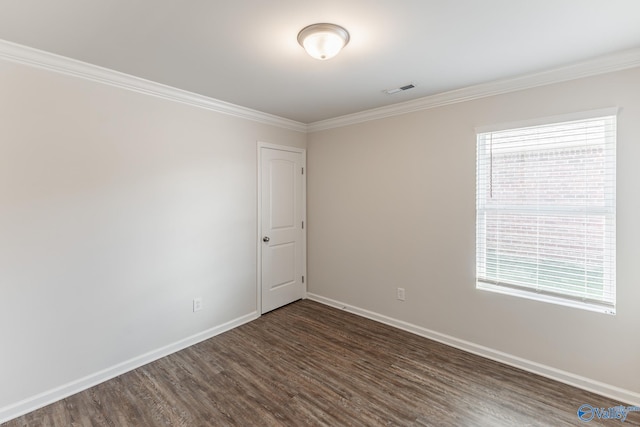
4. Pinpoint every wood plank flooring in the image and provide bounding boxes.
[4,300,639,426]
